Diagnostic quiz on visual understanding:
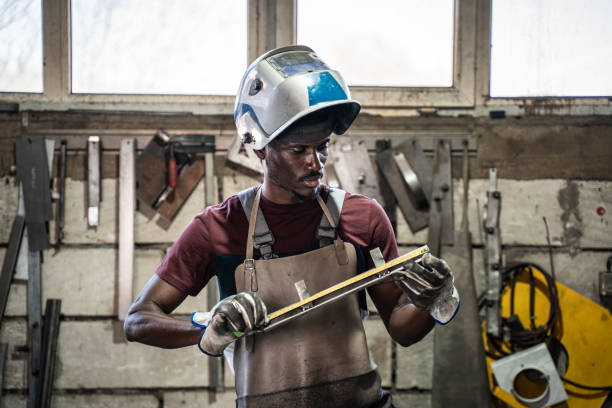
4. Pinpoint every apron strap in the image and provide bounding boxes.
[239,186,346,259]
[316,187,346,247]
[239,186,276,260]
